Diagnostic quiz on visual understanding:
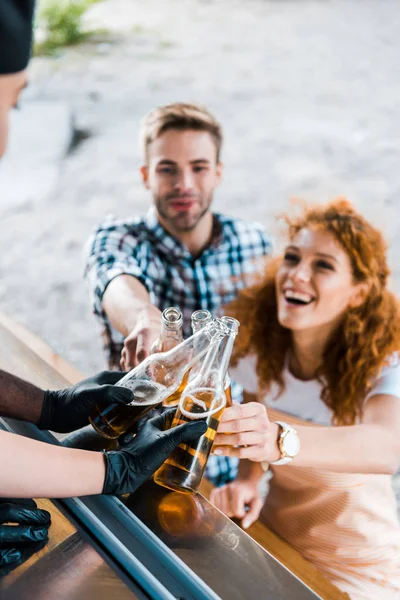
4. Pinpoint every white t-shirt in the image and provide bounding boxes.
[230,354,400,425]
